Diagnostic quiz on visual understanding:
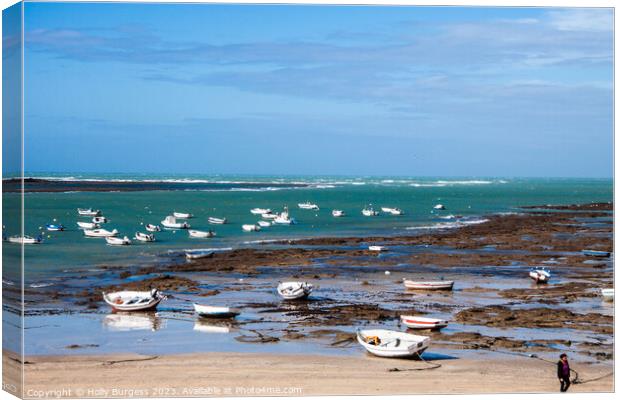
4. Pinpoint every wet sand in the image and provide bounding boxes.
[6,351,613,397]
